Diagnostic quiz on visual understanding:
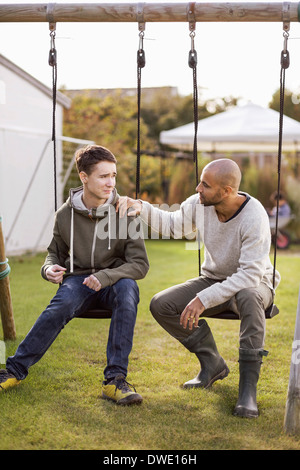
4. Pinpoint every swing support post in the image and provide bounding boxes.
[284,287,300,434]
[0,217,16,341]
